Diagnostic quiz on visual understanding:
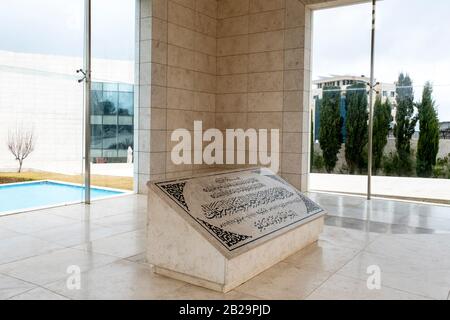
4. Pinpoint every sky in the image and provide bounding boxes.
[313,0,450,122]
[0,0,135,60]
[0,0,448,121]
